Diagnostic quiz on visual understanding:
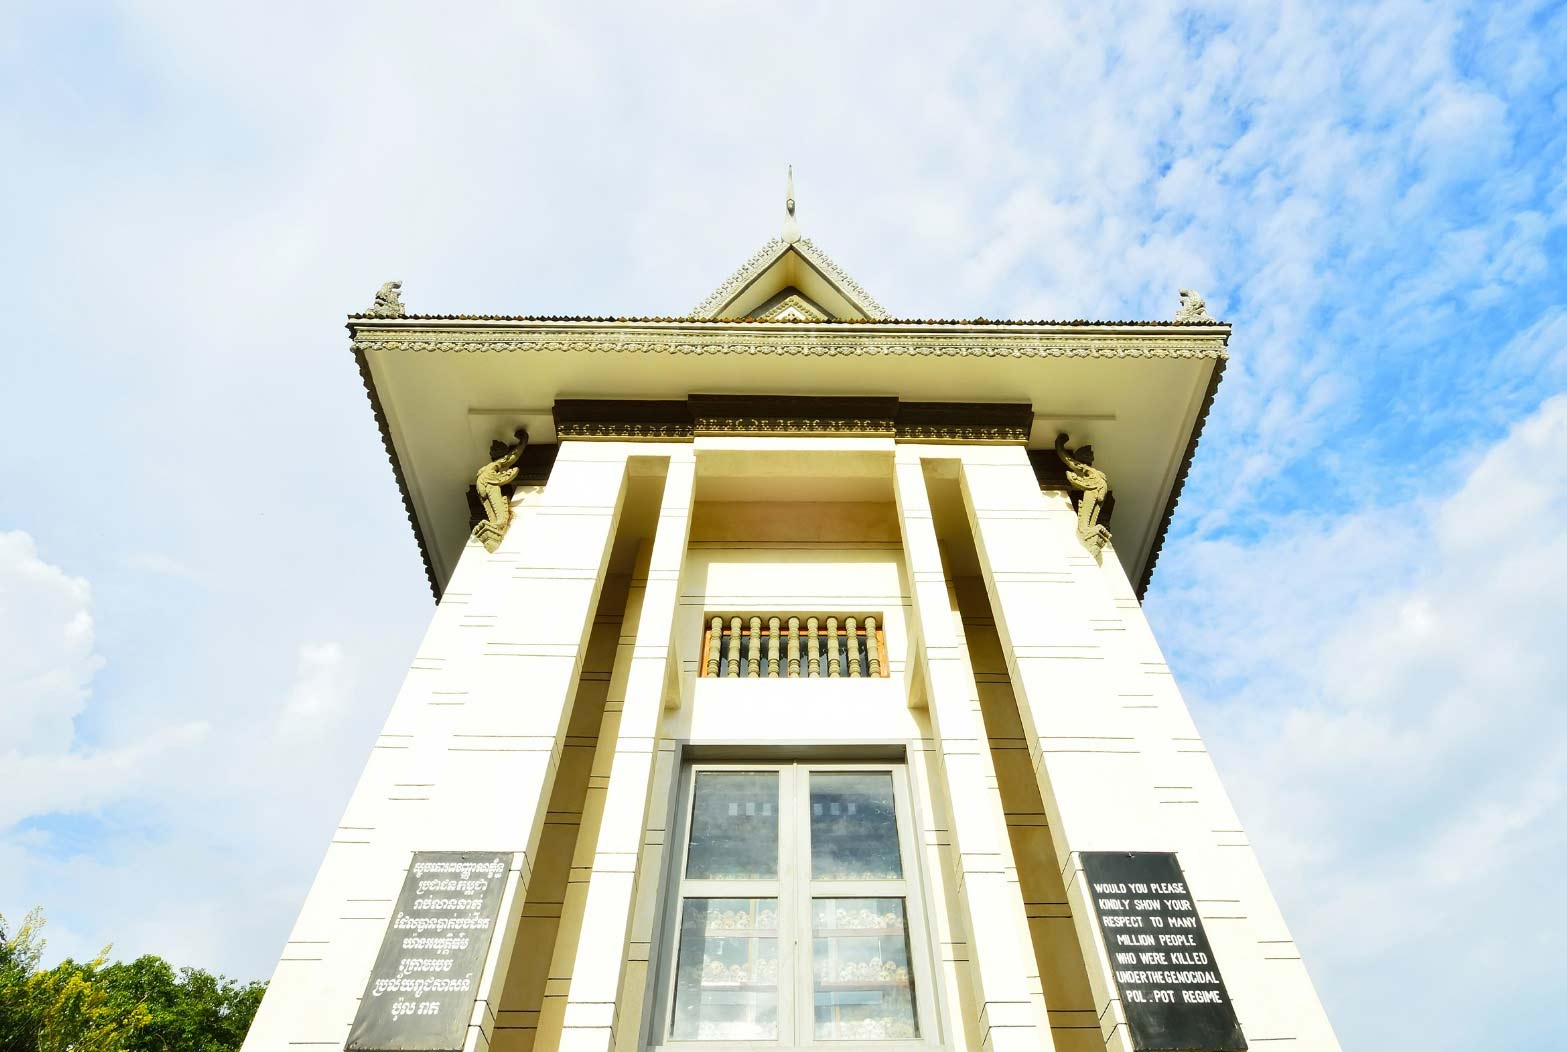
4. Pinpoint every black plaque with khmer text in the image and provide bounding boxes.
[1081,852,1246,1052]
[346,851,513,1051]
